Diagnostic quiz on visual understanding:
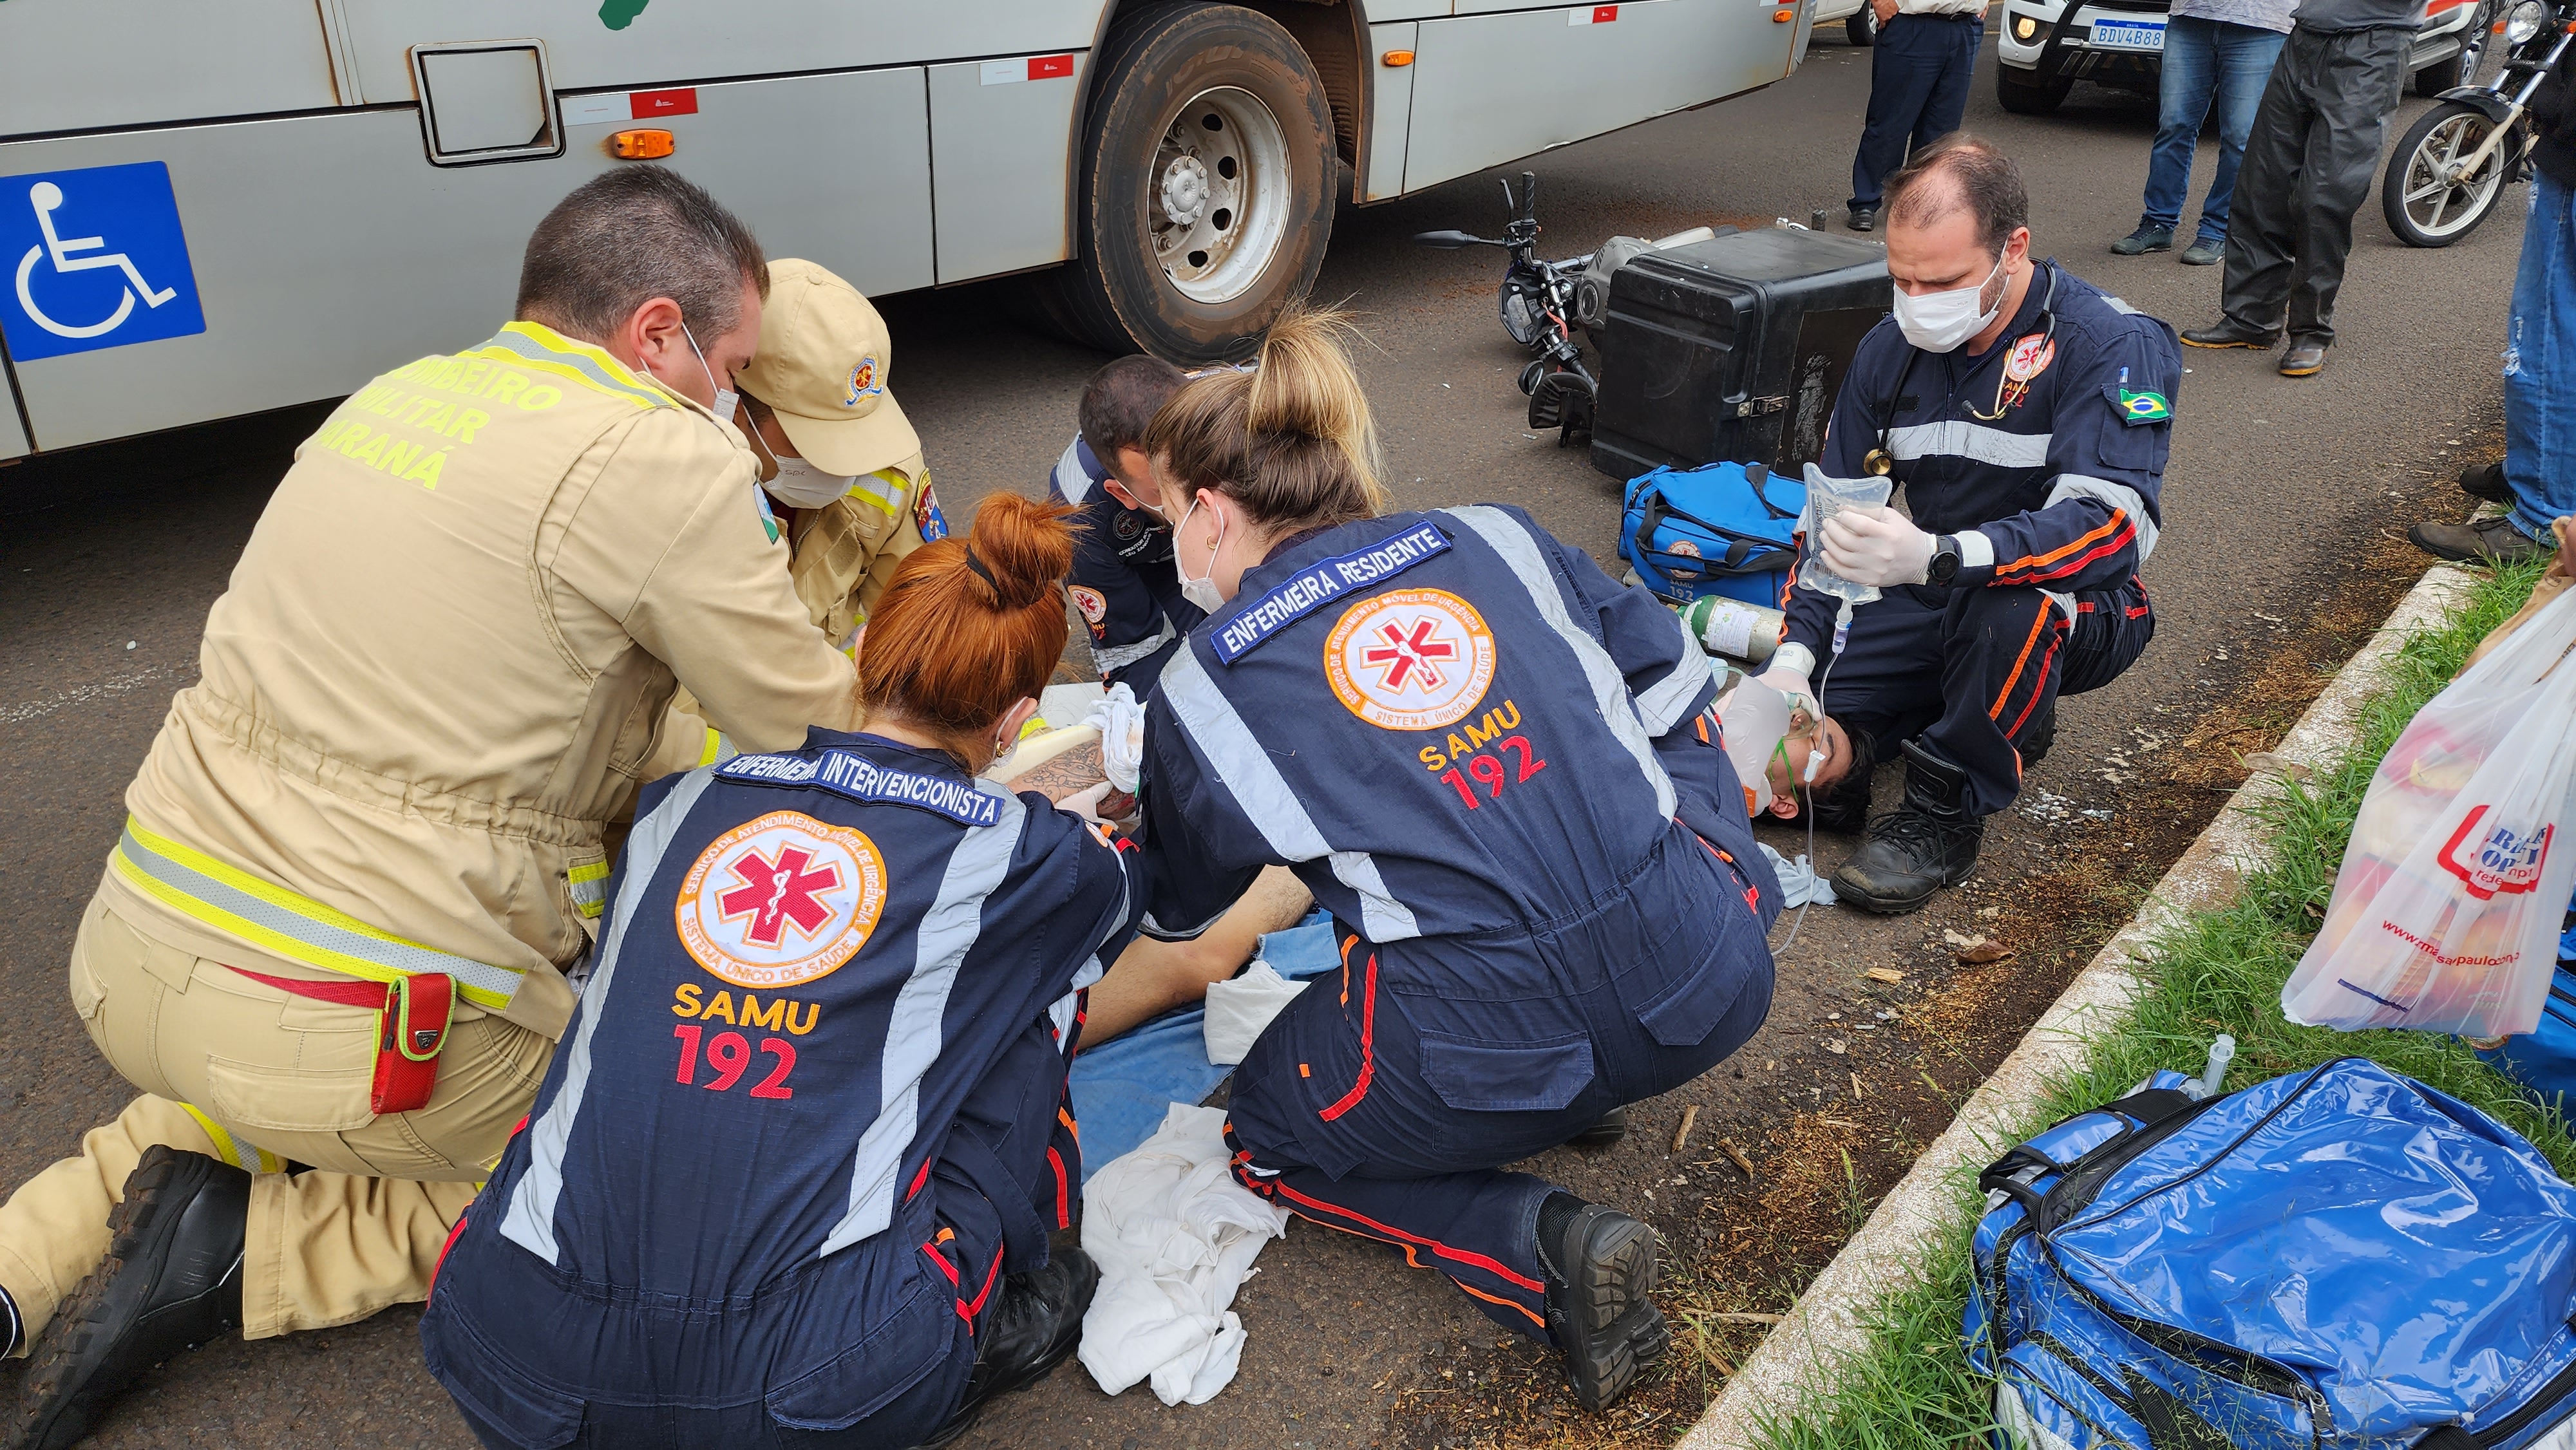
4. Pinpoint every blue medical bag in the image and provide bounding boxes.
[2473,892,2576,1110]
[1964,1057,2576,1450]
[1618,459,1803,608]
